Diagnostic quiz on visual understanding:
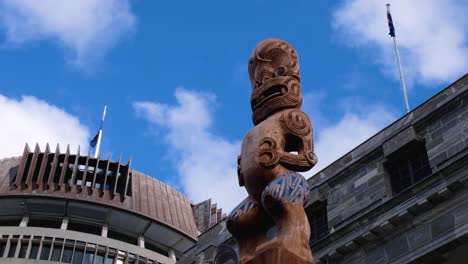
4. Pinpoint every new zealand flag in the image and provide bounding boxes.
[90,131,99,148]
[387,11,396,37]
